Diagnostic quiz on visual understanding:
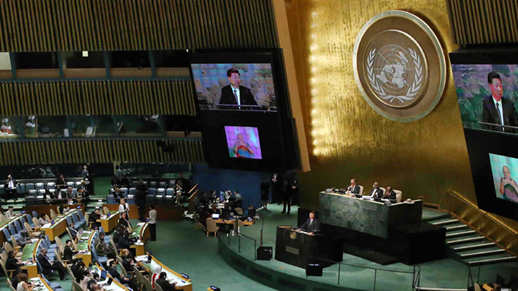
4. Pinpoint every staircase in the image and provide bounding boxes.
[424,213,517,266]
